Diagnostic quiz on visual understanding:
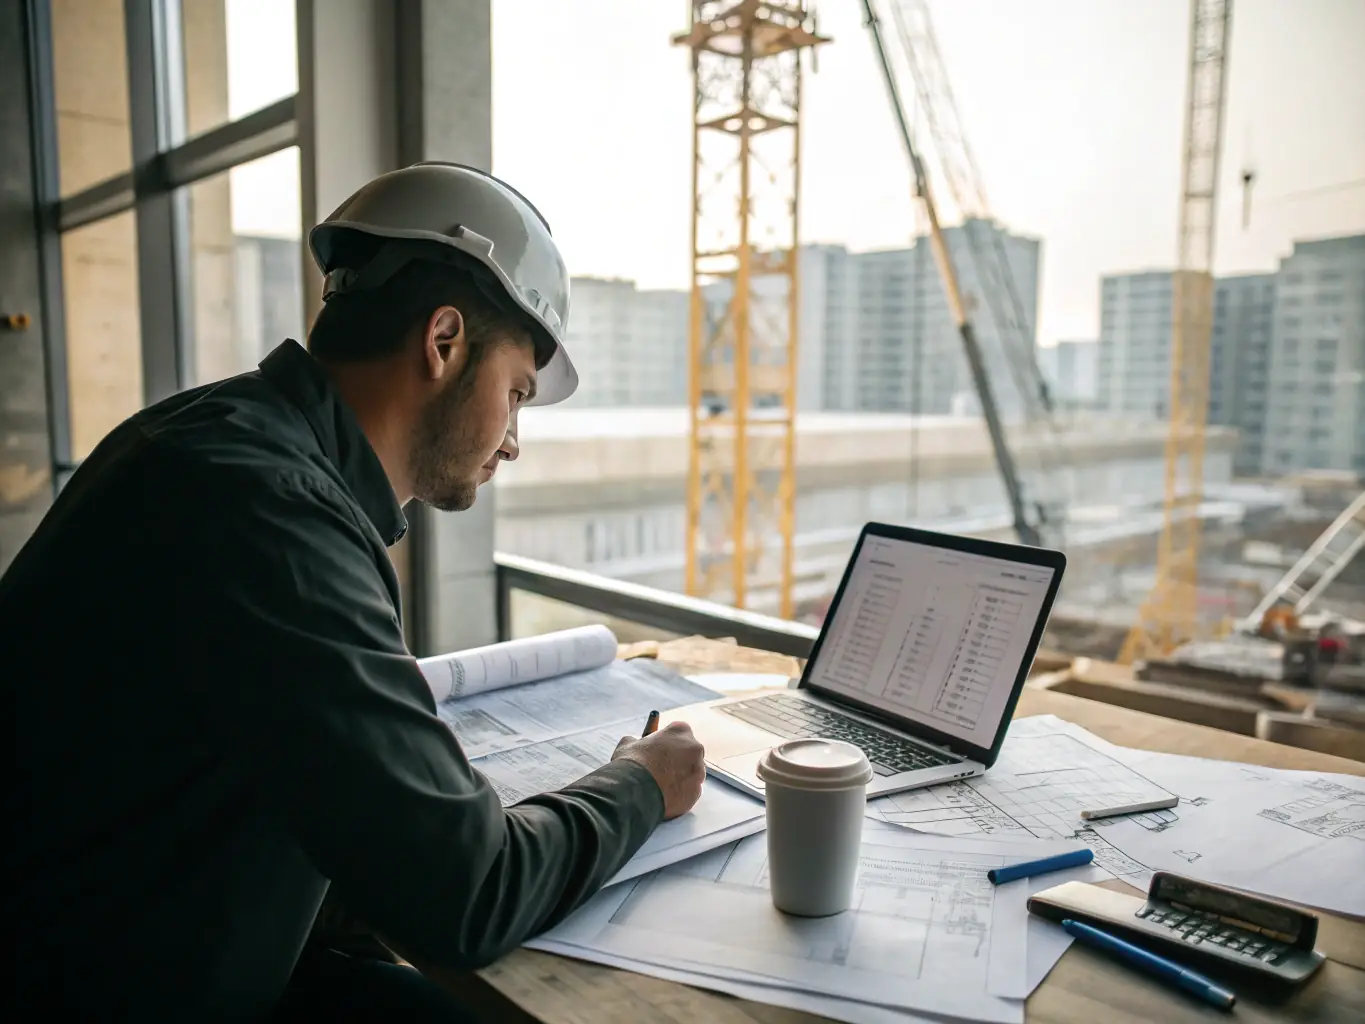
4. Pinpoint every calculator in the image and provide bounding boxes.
[1027,871,1326,987]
